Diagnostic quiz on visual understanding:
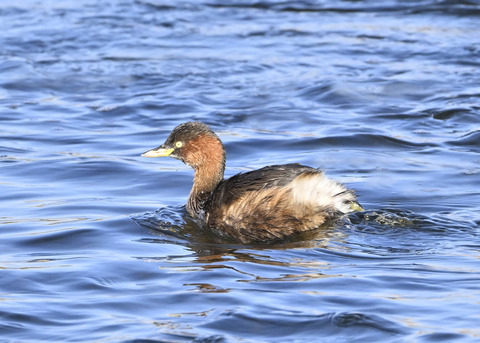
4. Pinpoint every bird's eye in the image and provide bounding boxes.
[175,141,183,148]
